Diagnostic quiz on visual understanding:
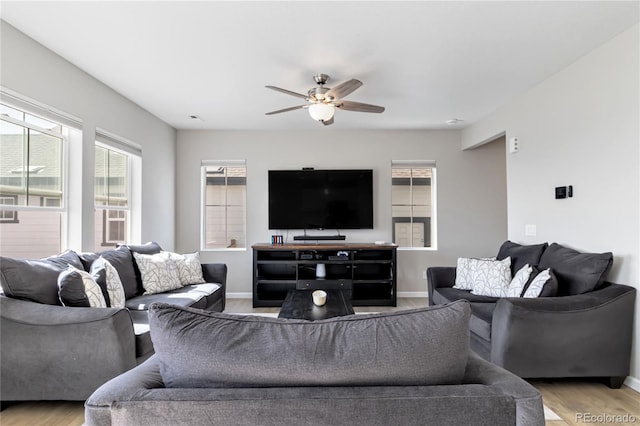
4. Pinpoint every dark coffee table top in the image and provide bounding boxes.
[278,289,354,321]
